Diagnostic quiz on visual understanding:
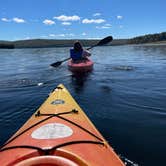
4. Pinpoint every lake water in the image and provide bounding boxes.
[0,45,166,166]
